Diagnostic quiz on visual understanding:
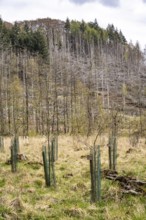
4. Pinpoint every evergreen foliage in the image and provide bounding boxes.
[0,18,48,58]
[0,18,10,47]
[0,17,127,57]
